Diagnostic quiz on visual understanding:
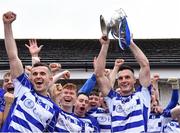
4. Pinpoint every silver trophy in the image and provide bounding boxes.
[100,8,127,38]
[100,8,130,50]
